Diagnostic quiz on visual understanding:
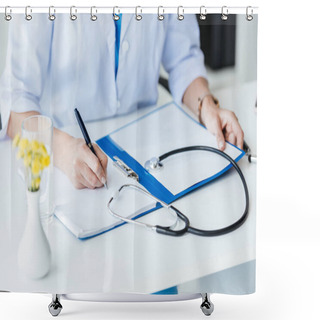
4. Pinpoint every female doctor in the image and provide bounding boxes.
[0,13,244,189]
